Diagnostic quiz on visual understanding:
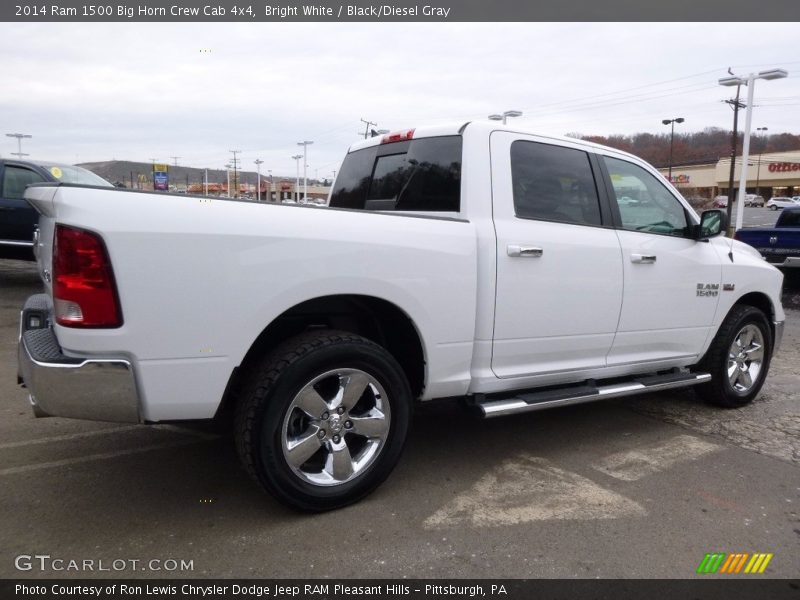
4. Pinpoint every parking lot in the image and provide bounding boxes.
[1,207,798,579]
